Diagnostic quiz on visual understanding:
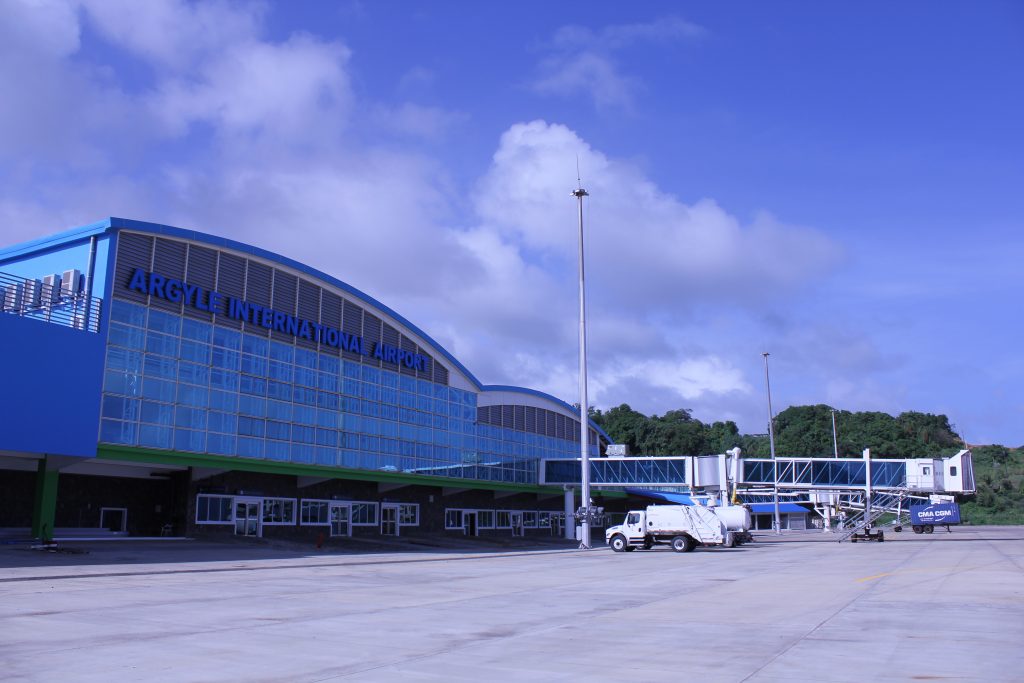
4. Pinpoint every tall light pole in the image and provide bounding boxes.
[831,409,839,458]
[762,352,781,535]
[573,186,592,549]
